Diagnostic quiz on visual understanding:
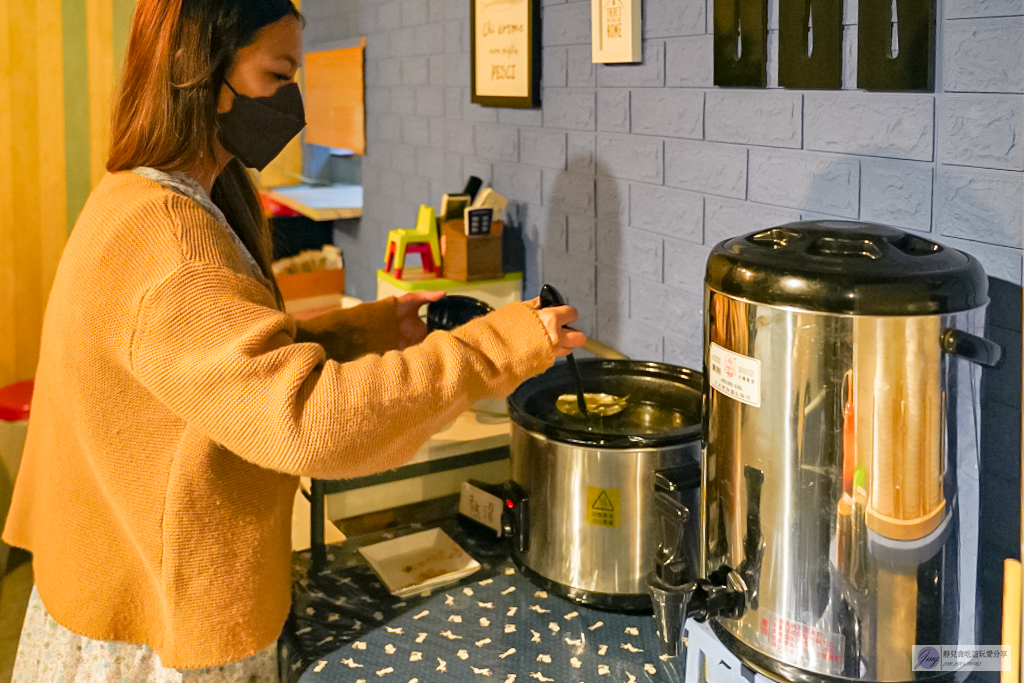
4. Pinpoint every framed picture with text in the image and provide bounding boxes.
[592,0,641,63]
[470,0,541,108]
